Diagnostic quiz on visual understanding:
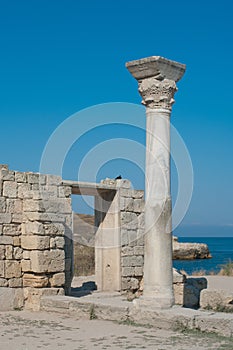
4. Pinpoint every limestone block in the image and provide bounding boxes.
[3,181,17,198]
[200,289,233,311]
[119,189,132,198]
[44,223,65,236]
[122,256,143,267]
[23,273,49,288]
[13,236,21,247]
[134,199,144,213]
[58,186,72,198]
[173,268,186,283]
[3,224,21,236]
[5,245,13,259]
[8,277,23,288]
[132,190,144,199]
[27,173,39,184]
[0,213,12,223]
[21,235,50,250]
[0,287,24,311]
[0,236,13,245]
[138,213,145,229]
[121,246,134,256]
[39,185,58,199]
[121,230,129,246]
[134,246,144,256]
[134,266,143,276]
[14,247,23,260]
[0,168,14,181]
[121,212,138,229]
[120,198,134,212]
[32,184,39,190]
[0,261,4,277]
[23,199,44,212]
[47,175,61,185]
[18,183,32,199]
[50,236,65,249]
[30,250,65,273]
[122,267,134,277]
[21,259,31,272]
[0,198,6,212]
[5,260,21,278]
[0,278,8,287]
[22,221,44,235]
[128,230,137,245]
[173,283,185,305]
[23,212,66,223]
[6,199,22,213]
[42,199,72,214]
[24,287,64,311]
[12,213,23,223]
[15,172,27,182]
[0,246,5,259]
[0,225,2,234]
[49,272,65,287]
